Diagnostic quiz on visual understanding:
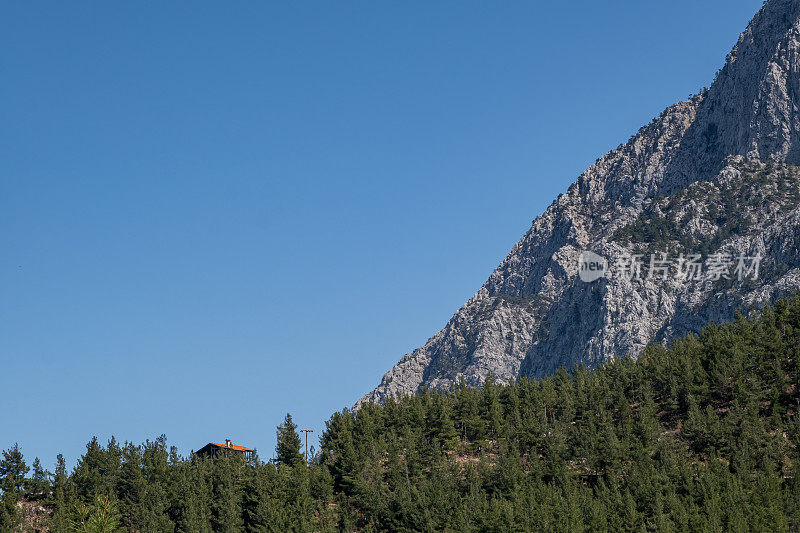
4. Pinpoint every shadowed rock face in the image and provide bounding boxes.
[357,0,800,407]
